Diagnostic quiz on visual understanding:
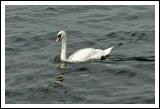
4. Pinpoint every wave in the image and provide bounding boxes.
[113,55,155,62]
